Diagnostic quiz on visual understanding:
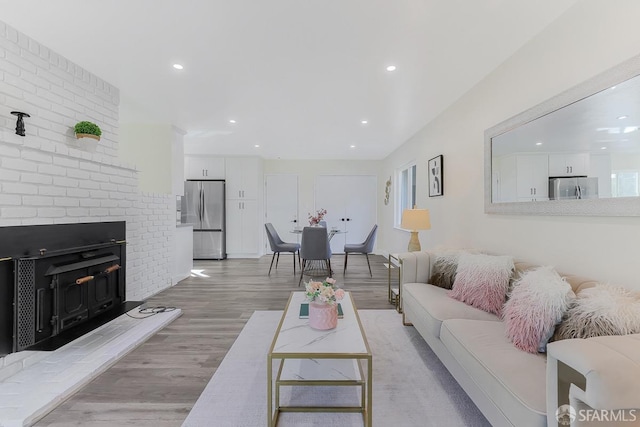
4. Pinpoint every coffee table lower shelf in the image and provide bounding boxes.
[268,357,372,426]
